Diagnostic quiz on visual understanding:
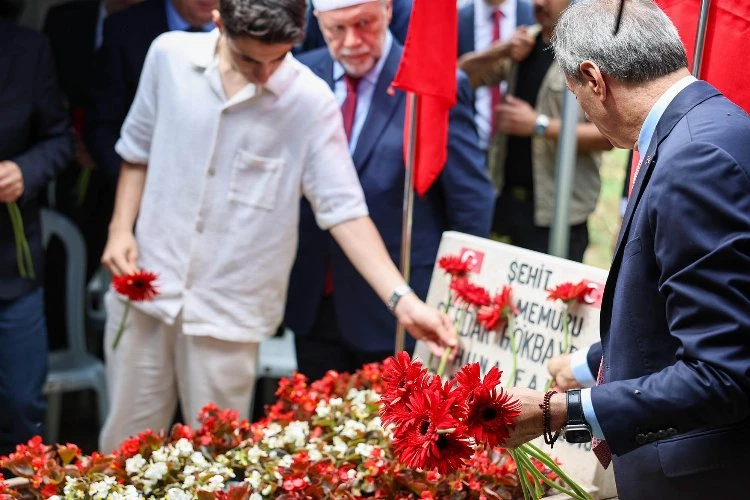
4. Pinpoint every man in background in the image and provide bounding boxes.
[285,0,495,380]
